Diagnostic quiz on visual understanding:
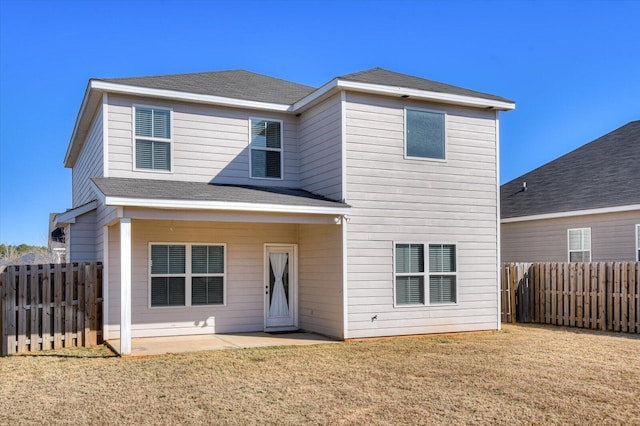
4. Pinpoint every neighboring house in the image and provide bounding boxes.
[48,213,66,263]
[55,67,514,354]
[501,121,640,263]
